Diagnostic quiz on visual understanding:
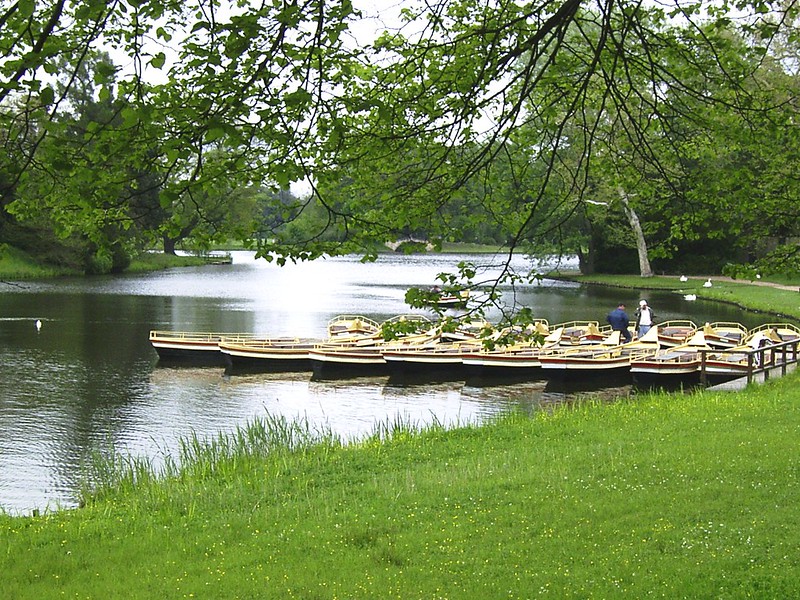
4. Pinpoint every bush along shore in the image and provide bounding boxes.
[2,278,800,597]
[0,245,226,279]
